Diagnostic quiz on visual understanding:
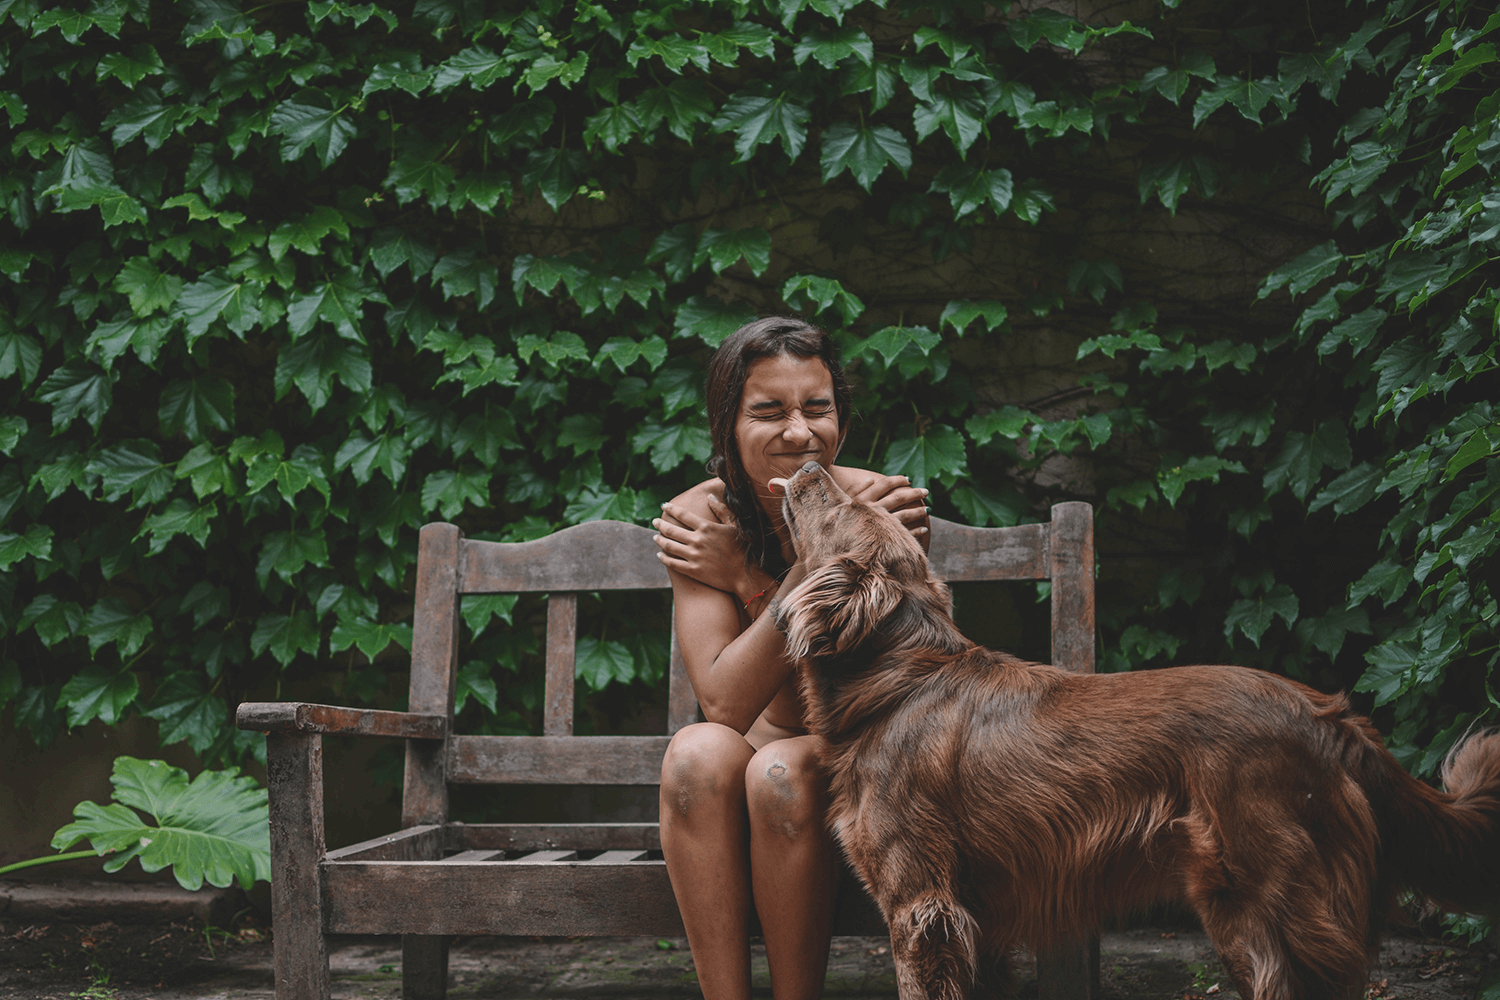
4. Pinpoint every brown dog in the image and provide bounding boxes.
[771,462,1500,1000]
